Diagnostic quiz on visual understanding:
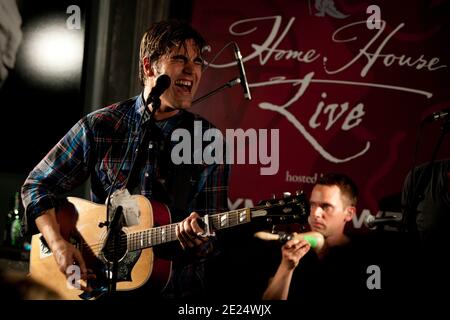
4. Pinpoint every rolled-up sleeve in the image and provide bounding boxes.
[21,118,93,234]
